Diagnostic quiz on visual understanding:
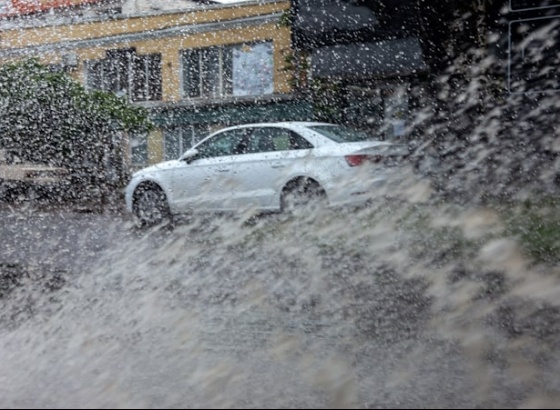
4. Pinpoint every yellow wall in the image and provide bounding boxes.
[147,129,164,164]
[0,1,290,49]
[0,2,293,102]
[68,23,293,101]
